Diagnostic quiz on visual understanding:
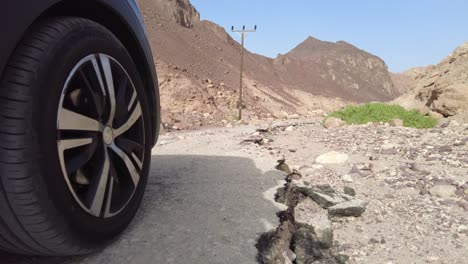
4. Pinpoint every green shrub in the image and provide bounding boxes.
[328,103,437,129]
